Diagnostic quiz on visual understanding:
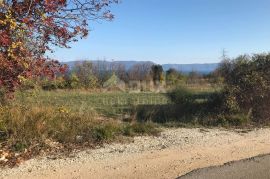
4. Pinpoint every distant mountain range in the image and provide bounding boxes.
[63,60,219,74]
[162,63,219,74]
